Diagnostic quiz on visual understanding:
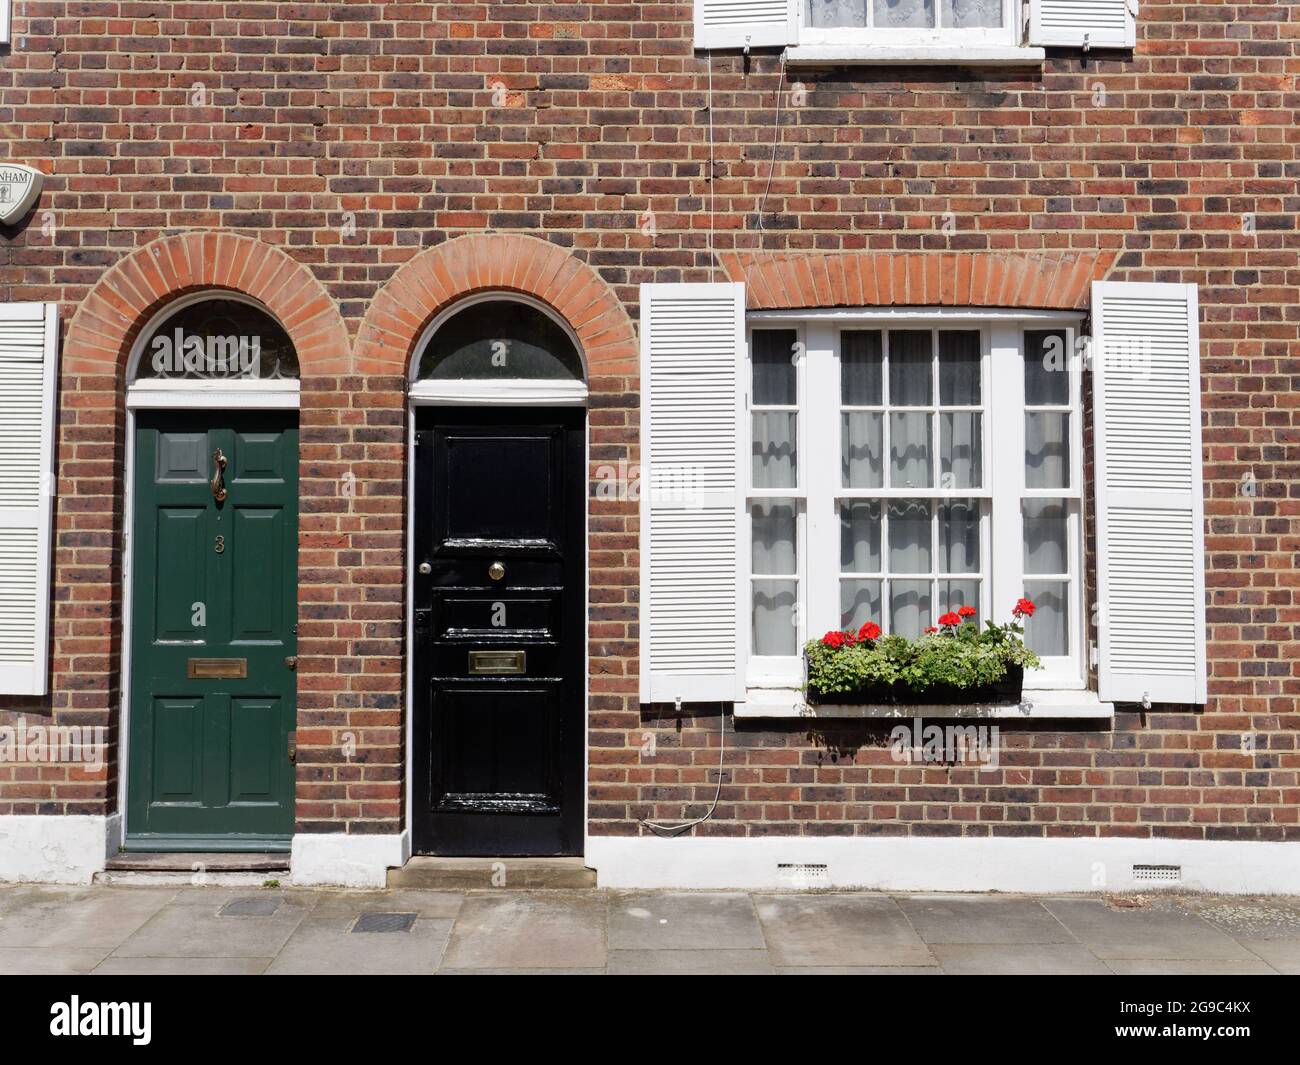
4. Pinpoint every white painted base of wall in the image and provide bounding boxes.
[0,814,122,884]
[586,836,1300,895]
[290,831,410,889]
